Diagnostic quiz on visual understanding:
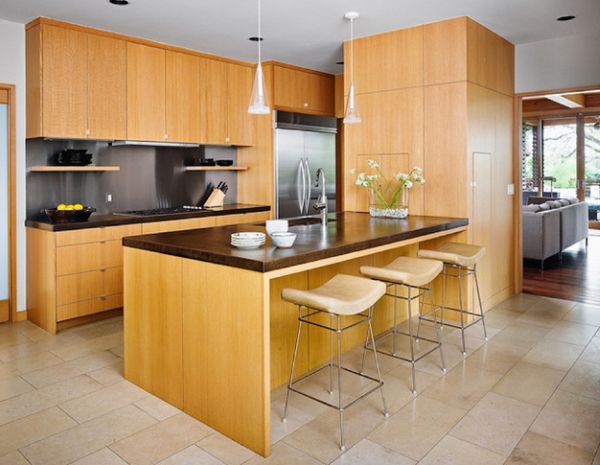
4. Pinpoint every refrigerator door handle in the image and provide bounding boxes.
[296,159,305,215]
[303,158,312,214]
